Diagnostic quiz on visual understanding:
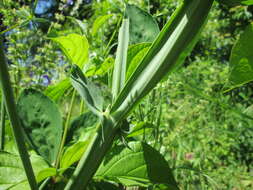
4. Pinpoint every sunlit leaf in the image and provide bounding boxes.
[51,33,89,68]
